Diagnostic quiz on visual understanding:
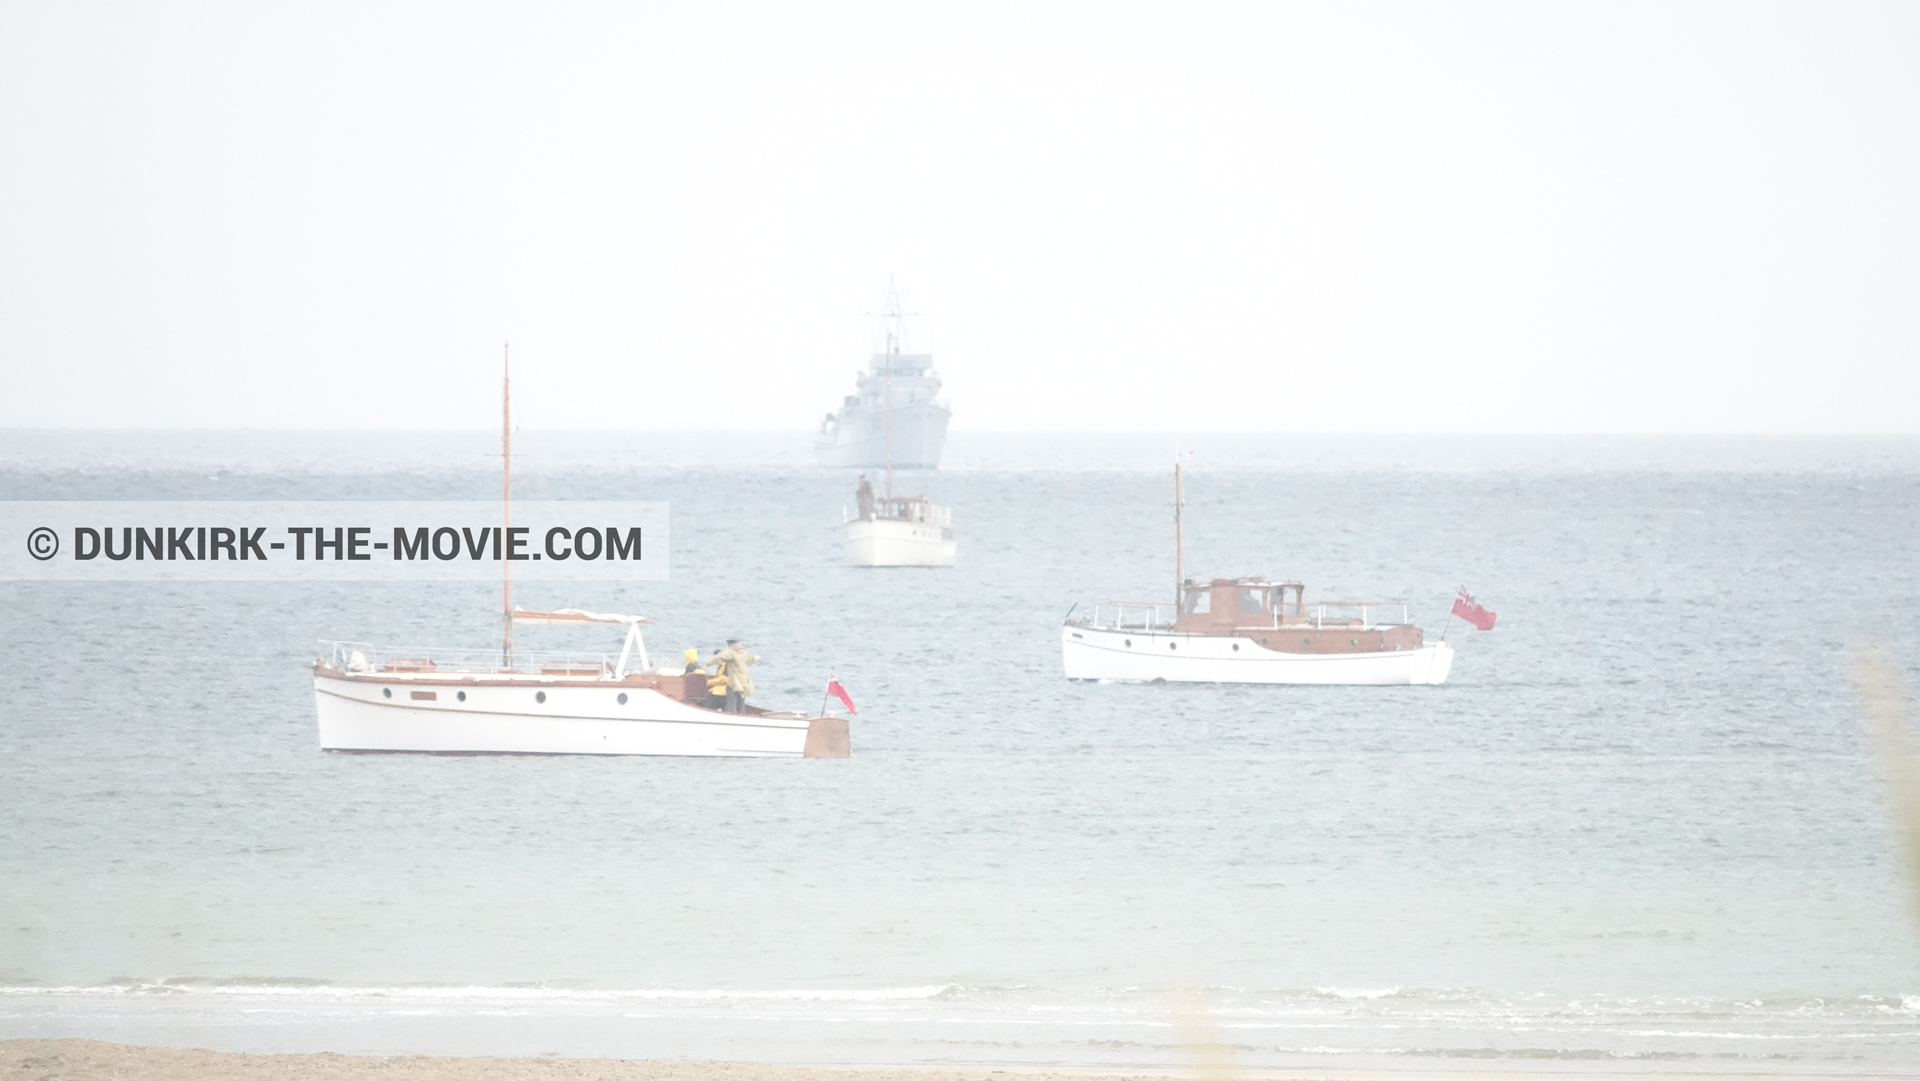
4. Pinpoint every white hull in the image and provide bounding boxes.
[814,401,951,468]
[314,675,832,757]
[843,517,955,567]
[1061,625,1453,685]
